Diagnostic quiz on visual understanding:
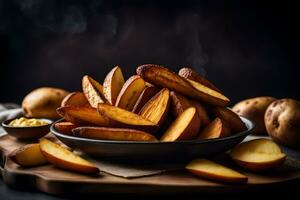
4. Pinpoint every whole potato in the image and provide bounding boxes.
[232,97,277,134]
[265,98,300,148]
[22,87,69,119]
